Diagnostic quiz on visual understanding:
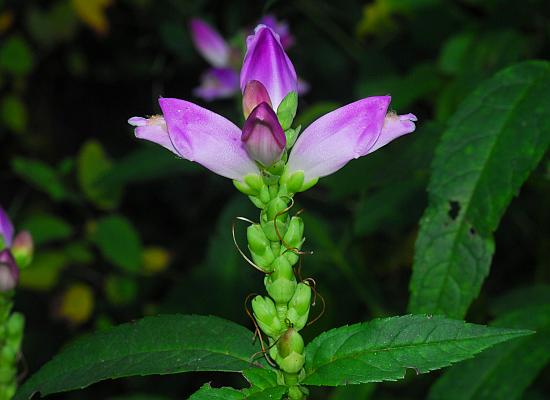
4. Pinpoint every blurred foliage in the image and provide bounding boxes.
[0,0,549,398]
